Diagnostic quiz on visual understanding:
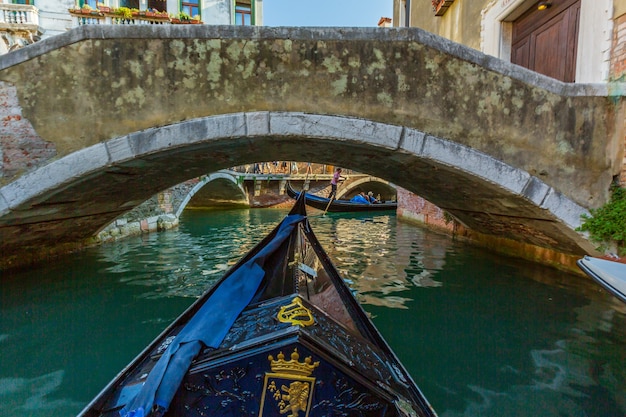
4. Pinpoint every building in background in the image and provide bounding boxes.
[377,16,391,27]
[394,0,626,83]
[0,0,263,54]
